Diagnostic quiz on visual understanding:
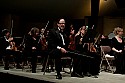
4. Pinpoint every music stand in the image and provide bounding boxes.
[82,26,97,75]
[83,26,97,52]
